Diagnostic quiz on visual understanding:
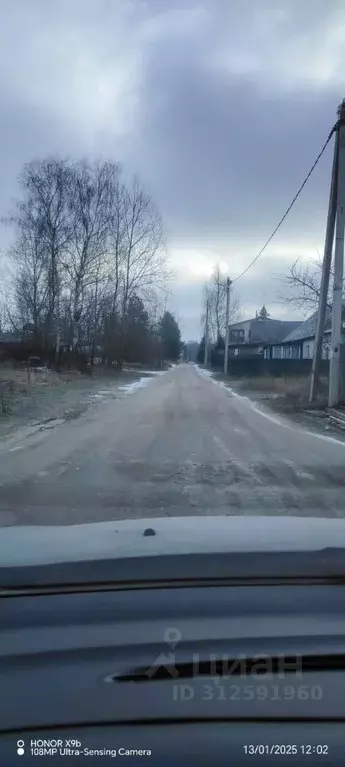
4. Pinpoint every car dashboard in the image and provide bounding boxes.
[1,550,345,764]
